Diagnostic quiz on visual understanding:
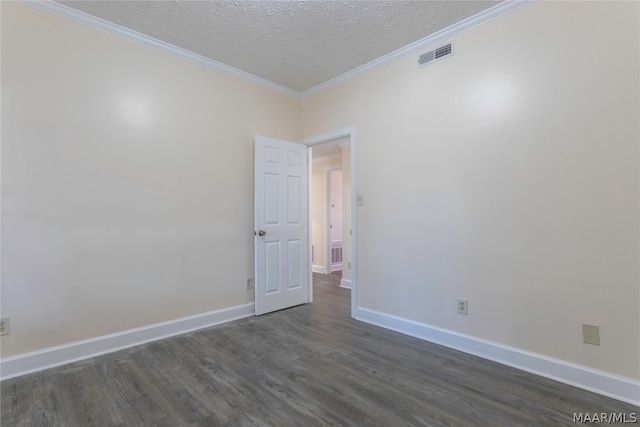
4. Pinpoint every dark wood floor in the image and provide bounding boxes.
[2,273,637,426]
